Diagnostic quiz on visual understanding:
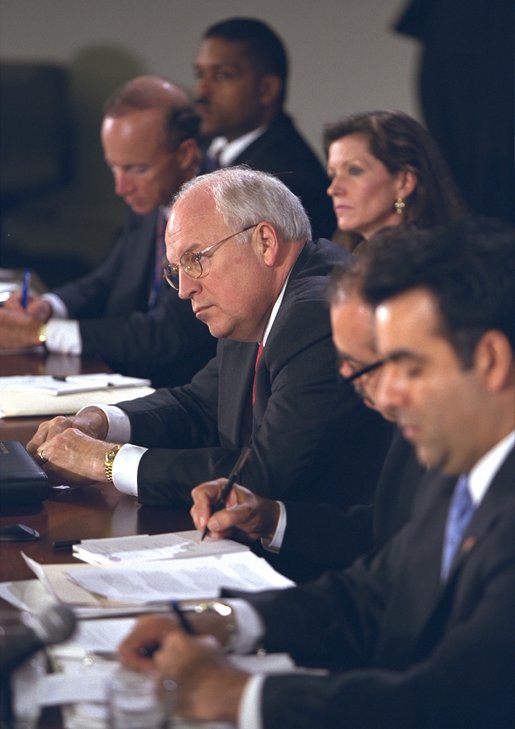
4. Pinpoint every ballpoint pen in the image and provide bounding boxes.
[21,269,31,309]
[170,600,196,635]
[137,601,196,658]
[200,445,253,541]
